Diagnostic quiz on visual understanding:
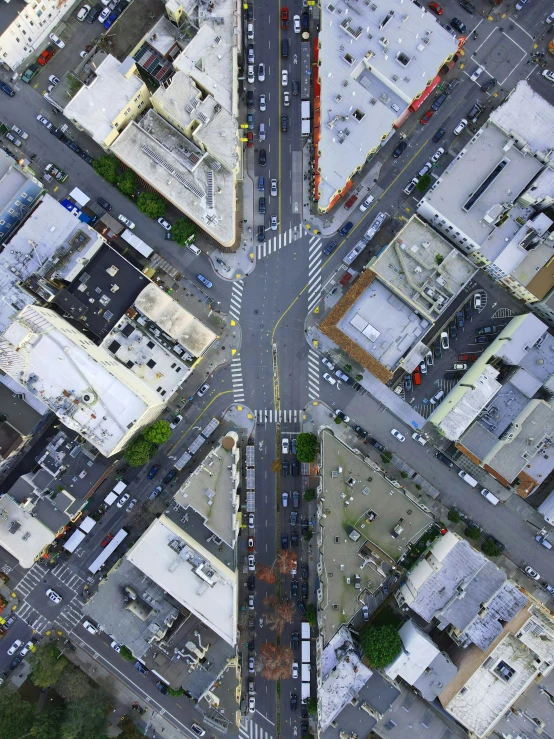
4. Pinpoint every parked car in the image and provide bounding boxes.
[118,214,135,229]
[282,491,289,507]
[147,464,160,479]
[37,46,56,65]
[323,372,336,385]
[196,274,212,288]
[458,353,477,362]
[169,414,183,429]
[282,70,288,86]
[323,240,337,255]
[162,470,176,485]
[291,632,300,650]
[431,147,445,164]
[477,325,499,335]
[77,5,91,20]
[157,218,171,230]
[392,140,408,157]
[339,221,353,236]
[335,409,349,422]
[453,118,468,135]
[435,451,454,468]
[456,311,464,328]
[101,533,114,546]
[126,498,137,512]
[391,429,405,442]
[451,17,467,33]
[525,565,540,581]
[440,331,450,350]
[420,109,434,125]
[481,77,497,92]
[428,2,443,15]
[49,33,65,48]
[116,493,130,508]
[433,127,446,142]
